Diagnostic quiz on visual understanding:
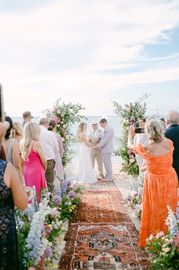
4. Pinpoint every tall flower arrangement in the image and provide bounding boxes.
[16,182,81,270]
[113,94,148,176]
[46,99,85,167]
